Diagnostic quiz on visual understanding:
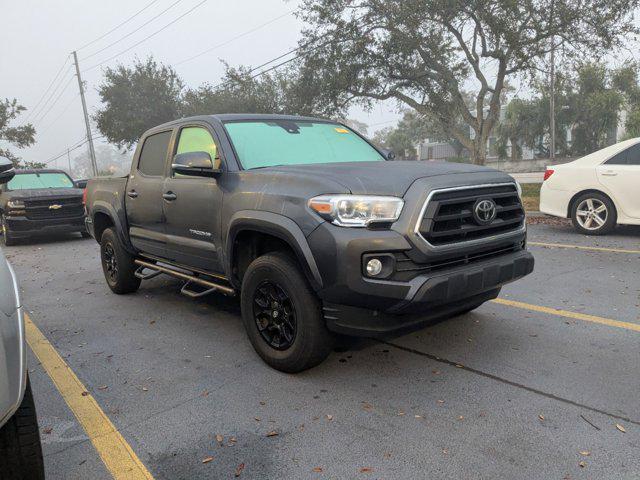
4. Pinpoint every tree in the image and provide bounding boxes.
[94,58,184,149]
[0,98,36,167]
[296,0,639,164]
